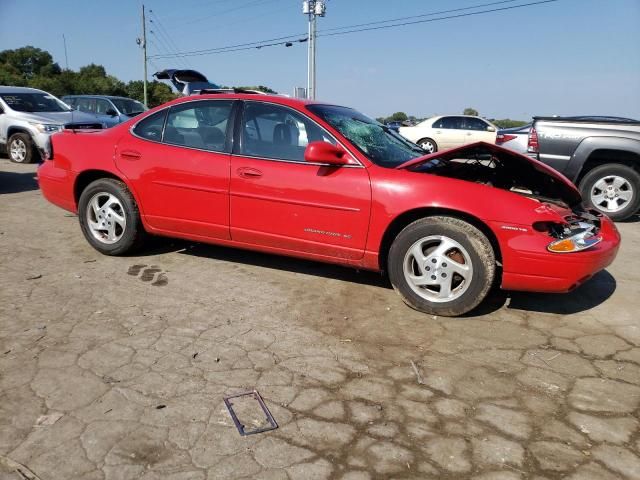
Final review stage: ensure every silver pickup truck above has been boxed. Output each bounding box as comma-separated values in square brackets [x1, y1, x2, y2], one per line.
[529, 116, 640, 221]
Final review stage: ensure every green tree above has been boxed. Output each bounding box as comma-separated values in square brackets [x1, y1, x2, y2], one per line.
[463, 107, 479, 116]
[491, 119, 529, 129]
[389, 111, 408, 122]
[126, 80, 178, 107]
[0, 46, 61, 80]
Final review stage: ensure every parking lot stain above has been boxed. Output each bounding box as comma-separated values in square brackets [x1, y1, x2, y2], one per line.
[127, 264, 168, 286]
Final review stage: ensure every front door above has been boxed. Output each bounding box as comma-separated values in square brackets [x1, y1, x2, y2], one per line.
[229, 101, 371, 260]
[462, 117, 497, 144]
[115, 99, 235, 239]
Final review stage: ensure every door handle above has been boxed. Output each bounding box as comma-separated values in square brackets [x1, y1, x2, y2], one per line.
[466, 132, 473, 136]
[120, 150, 142, 160]
[237, 167, 263, 178]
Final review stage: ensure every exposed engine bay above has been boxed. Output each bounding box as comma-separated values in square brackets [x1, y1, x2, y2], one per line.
[408, 149, 576, 208]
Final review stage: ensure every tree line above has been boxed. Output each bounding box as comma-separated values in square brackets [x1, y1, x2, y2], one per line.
[0, 46, 277, 107]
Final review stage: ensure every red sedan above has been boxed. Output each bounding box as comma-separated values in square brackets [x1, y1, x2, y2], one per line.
[38, 93, 620, 316]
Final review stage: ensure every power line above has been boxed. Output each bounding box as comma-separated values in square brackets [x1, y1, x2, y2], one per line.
[149, 11, 192, 68]
[149, 0, 560, 59]
[319, 0, 560, 38]
[320, 0, 525, 33]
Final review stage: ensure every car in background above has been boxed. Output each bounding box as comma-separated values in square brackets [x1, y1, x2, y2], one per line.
[0, 86, 103, 163]
[38, 92, 619, 317]
[399, 115, 497, 153]
[385, 120, 404, 131]
[495, 123, 531, 154]
[63, 95, 147, 128]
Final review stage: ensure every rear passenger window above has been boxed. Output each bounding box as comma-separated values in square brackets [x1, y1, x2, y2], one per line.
[164, 100, 233, 152]
[133, 110, 166, 141]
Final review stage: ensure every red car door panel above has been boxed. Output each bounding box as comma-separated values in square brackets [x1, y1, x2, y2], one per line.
[115, 100, 233, 239]
[230, 158, 370, 258]
[230, 101, 371, 259]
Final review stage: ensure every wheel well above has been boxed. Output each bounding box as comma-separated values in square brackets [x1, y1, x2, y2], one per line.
[578, 149, 640, 184]
[7, 127, 33, 141]
[74, 170, 123, 205]
[378, 207, 502, 272]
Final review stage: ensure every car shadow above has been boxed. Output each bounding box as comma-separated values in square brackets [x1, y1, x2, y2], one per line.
[140, 236, 616, 316]
[0, 170, 39, 194]
[469, 269, 617, 316]
[139, 237, 391, 289]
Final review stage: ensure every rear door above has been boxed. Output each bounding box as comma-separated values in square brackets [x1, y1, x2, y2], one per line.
[432, 116, 465, 150]
[229, 101, 371, 260]
[115, 100, 235, 239]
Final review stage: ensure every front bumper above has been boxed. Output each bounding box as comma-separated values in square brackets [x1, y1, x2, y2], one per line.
[498, 216, 621, 293]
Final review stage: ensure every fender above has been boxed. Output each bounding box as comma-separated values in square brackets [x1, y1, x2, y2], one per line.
[564, 136, 640, 182]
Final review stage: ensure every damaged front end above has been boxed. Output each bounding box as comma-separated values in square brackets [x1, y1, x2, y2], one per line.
[397, 142, 582, 209]
[397, 142, 606, 253]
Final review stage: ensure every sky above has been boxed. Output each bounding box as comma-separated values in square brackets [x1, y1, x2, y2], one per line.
[1, 0, 639, 120]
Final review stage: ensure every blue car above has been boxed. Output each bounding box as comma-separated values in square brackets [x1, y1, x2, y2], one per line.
[62, 95, 147, 128]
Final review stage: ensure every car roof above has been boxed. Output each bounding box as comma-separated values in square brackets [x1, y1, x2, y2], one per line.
[161, 93, 334, 110]
[0, 86, 48, 94]
[62, 94, 137, 100]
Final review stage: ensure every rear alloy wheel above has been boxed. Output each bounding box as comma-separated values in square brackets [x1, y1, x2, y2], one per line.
[418, 138, 437, 154]
[388, 216, 495, 316]
[8, 133, 37, 164]
[579, 163, 640, 221]
[78, 178, 146, 255]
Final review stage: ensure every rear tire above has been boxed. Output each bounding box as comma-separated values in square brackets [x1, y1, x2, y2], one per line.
[78, 178, 146, 255]
[417, 138, 437, 154]
[579, 163, 640, 221]
[8, 133, 38, 164]
[388, 216, 495, 316]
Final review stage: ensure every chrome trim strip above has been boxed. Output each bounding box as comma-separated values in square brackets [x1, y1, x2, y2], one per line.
[151, 180, 227, 194]
[231, 191, 361, 212]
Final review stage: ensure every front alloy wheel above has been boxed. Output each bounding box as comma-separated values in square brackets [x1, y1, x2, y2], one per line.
[8, 133, 36, 163]
[388, 216, 495, 316]
[418, 138, 437, 154]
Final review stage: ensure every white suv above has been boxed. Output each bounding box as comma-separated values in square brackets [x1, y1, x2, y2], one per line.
[0, 86, 103, 163]
[399, 115, 497, 153]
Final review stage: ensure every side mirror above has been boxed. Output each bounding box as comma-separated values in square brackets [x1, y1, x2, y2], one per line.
[304, 141, 349, 166]
[106, 108, 118, 116]
[487, 125, 496, 132]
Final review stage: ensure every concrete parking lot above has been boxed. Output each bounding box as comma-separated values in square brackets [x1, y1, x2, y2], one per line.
[1, 158, 639, 480]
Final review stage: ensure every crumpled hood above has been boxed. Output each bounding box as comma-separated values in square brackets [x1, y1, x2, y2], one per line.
[396, 141, 582, 207]
[17, 110, 103, 126]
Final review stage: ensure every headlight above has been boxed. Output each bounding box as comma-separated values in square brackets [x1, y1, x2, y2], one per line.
[30, 122, 63, 133]
[547, 231, 602, 253]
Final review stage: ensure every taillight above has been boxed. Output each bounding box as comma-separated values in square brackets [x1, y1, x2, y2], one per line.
[527, 127, 539, 153]
[496, 134, 517, 145]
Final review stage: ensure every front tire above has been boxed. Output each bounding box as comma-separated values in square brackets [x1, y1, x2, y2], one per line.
[579, 163, 640, 221]
[78, 178, 146, 255]
[8, 133, 37, 164]
[417, 138, 437, 154]
[388, 216, 495, 316]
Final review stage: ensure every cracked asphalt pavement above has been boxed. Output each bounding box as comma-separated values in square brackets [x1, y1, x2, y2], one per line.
[1, 159, 640, 479]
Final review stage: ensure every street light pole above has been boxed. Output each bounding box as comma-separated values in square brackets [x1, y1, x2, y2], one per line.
[302, 1, 326, 100]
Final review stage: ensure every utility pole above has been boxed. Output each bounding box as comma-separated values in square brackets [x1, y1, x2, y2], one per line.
[62, 34, 69, 70]
[302, 1, 326, 100]
[137, 4, 149, 107]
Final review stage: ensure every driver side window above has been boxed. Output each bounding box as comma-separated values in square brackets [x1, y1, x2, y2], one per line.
[240, 102, 335, 162]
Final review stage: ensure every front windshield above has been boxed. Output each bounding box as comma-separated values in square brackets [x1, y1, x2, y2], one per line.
[111, 98, 146, 115]
[307, 104, 424, 168]
[0, 93, 71, 113]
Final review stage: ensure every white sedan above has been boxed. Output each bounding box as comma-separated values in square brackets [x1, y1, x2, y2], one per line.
[399, 115, 498, 153]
